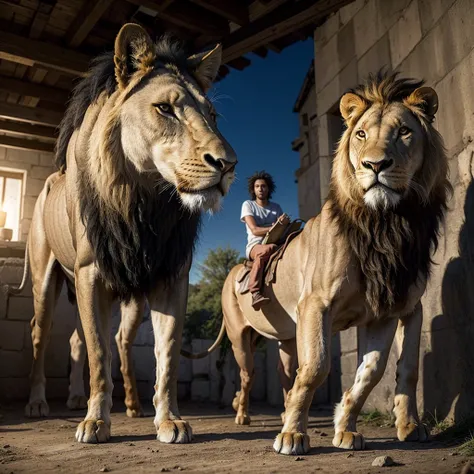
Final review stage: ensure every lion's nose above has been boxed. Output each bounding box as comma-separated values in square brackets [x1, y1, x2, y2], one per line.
[203, 154, 236, 173]
[362, 158, 393, 174]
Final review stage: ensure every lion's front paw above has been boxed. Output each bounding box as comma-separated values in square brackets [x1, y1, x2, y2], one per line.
[332, 431, 366, 450]
[397, 422, 429, 442]
[75, 419, 111, 443]
[25, 400, 49, 418]
[232, 391, 241, 412]
[157, 420, 192, 444]
[67, 395, 88, 410]
[235, 414, 251, 425]
[273, 432, 310, 455]
[126, 407, 144, 418]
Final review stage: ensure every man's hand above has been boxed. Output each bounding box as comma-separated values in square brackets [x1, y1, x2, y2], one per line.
[277, 214, 290, 226]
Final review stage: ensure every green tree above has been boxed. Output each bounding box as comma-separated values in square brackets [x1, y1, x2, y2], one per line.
[184, 246, 242, 340]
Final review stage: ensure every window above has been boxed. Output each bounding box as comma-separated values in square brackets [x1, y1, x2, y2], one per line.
[0, 170, 24, 241]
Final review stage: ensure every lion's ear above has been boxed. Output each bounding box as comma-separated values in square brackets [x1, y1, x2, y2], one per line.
[187, 44, 222, 92]
[406, 86, 439, 118]
[114, 23, 156, 90]
[340, 92, 367, 124]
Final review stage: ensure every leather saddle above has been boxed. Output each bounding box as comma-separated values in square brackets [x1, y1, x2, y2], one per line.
[236, 219, 304, 295]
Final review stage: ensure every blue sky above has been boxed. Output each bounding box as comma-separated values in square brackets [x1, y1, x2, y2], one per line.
[190, 38, 314, 283]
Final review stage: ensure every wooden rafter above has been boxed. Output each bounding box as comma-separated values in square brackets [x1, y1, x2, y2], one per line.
[66, 0, 116, 47]
[189, 0, 248, 25]
[0, 31, 90, 76]
[0, 135, 55, 153]
[0, 76, 69, 104]
[0, 120, 56, 141]
[223, 0, 352, 62]
[0, 102, 62, 127]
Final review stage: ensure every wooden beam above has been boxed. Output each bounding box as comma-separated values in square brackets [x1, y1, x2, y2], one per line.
[253, 46, 268, 58]
[0, 75, 70, 104]
[66, 0, 115, 47]
[226, 56, 251, 71]
[0, 120, 57, 141]
[223, 0, 353, 63]
[127, 0, 229, 35]
[0, 31, 90, 76]
[189, 0, 249, 25]
[30, 0, 57, 40]
[0, 135, 55, 153]
[0, 102, 62, 127]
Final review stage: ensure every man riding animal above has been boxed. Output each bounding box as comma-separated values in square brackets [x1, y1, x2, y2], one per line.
[241, 171, 290, 309]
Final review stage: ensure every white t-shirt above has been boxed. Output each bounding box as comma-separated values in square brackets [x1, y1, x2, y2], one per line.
[240, 200, 283, 258]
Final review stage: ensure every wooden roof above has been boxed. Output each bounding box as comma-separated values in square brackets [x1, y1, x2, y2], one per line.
[0, 0, 352, 154]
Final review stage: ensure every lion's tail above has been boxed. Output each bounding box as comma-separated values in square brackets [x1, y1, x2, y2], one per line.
[3, 242, 29, 296]
[180, 319, 226, 359]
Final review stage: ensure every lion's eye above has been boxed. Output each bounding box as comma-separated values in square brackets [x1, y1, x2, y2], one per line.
[155, 103, 174, 116]
[399, 126, 411, 137]
[355, 130, 366, 139]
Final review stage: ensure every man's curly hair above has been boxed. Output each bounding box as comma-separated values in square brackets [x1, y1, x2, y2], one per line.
[247, 171, 276, 200]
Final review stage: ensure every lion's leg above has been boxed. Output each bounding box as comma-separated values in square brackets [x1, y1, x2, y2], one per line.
[229, 327, 256, 426]
[332, 318, 398, 450]
[278, 338, 297, 424]
[393, 303, 429, 442]
[149, 275, 192, 444]
[116, 296, 145, 418]
[67, 311, 88, 410]
[274, 295, 331, 455]
[74, 267, 113, 444]
[25, 256, 64, 418]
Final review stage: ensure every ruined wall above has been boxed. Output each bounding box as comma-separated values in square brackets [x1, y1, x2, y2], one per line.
[301, 0, 474, 420]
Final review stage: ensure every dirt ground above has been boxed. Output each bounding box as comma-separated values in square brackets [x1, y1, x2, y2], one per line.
[0, 401, 471, 474]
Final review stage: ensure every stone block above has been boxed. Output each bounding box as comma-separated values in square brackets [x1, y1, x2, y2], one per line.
[0, 319, 25, 350]
[0, 376, 29, 401]
[6, 148, 39, 166]
[315, 34, 338, 93]
[418, 0, 456, 35]
[0, 289, 6, 320]
[192, 339, 211, 376]
[389, 0, 422, 69]
[266, 340, 283, 406]
[340, 351, 358, 376]
[221, 351, 237, 406]
[340, 326, 358, 353]
[20, 218, 31, 236]
[317, 115, 330, 157]
[132, 345, 155, 381]
[0, 259, 25, 285]
[44, 338, 71, 378]
[319, 156, 334, 205]
[45, 377, 70, 400]
[0, 349, 30, 377]
[7, 295, 34, 321]
[179, 347, 193, 383]
[314, 11, 340, 51]
[40, 153, 54, 167]
[250, 350, 266, 401]
[25, 177, 45, 197]
[191, 378, 210, 401]
[337, 19, 356, 73]
[435, 48, 474, 154]
[209, 344, 221, 402]
[340, 0, 366, 26]
[178, 381, 190, 400]
[22, 196, 38, 220]
[358, 33, 392, 81]
[133, 319, 153, 346]
[30, 165, 55, 180]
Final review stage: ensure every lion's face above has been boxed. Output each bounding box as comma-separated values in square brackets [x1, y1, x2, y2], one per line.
[120, 70, 236, 213]
[347, 102, 425, 209]
[337, 82, 440, 211]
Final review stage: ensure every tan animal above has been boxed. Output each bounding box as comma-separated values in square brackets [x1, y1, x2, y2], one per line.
[218, 72, 450, 455]
[18, 23, 236, 444]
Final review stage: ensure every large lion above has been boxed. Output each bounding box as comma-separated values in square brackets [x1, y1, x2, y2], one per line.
[17, 23, 236, 444]
[219, 72, 450, 455]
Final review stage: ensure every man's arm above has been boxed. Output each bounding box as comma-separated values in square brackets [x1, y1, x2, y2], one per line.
[243, 215, 273, 237]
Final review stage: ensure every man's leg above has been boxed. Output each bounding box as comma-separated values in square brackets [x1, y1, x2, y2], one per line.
[248, 244, 276, 310]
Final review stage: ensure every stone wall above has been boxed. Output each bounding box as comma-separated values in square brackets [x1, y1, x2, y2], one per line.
[297, 0, 474, 420]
